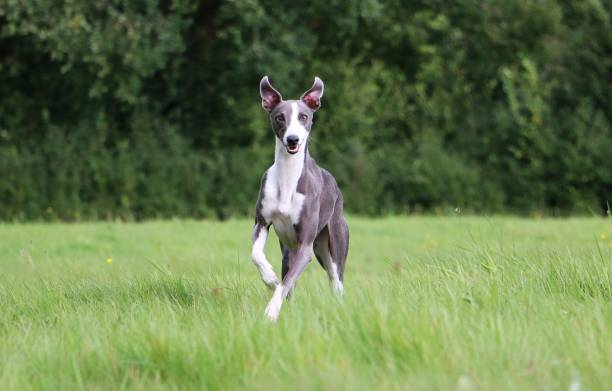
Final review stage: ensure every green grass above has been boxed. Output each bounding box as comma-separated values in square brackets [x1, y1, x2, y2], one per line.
[1, 216, 611, 390]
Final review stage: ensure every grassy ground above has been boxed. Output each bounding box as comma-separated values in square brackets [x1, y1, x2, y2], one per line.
[0, 216, 611, 390]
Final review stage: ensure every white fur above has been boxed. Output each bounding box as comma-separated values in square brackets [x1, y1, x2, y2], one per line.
[251, 227, 280, 289]
[284, 102, 308, 147]
[330, 262, 343, 296]
[265, 283, 284, 321]
[260, 136, 306, 247]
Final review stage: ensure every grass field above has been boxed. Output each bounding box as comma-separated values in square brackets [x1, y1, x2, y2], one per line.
[0, 216, 611, 390]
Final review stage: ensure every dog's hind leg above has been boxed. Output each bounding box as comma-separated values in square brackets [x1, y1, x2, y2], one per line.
[326, 199, 349, 291]
[314, 227, 343, 296]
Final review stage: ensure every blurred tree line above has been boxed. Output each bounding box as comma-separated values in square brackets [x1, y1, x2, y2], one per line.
[0, 0, 610, 220]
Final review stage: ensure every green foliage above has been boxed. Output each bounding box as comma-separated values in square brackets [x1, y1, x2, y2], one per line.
[0, 0, 611, 220]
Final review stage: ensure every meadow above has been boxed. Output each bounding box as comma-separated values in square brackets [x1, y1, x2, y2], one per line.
[0, 216, 610, 390]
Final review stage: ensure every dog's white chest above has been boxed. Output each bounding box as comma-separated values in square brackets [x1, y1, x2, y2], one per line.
[261, 164, 306, 247]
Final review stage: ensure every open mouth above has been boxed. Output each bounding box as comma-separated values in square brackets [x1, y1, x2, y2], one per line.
[286, 143, 300, 154]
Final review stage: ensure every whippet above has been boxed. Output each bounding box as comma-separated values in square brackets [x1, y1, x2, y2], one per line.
[251, 76, 349, 322]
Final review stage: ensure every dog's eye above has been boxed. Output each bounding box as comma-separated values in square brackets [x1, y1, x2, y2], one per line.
[298, 113, 308, 121]
[274, 114, 285, 123]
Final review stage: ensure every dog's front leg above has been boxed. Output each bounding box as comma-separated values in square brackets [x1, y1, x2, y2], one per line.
[264, 244, 313, 322]
[251, 223, 280, 290]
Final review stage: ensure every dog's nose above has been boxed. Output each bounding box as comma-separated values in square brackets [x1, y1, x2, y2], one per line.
[286, 135, 299, 145]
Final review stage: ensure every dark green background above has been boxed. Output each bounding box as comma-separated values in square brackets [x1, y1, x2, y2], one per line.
[1, 0, 610, 220]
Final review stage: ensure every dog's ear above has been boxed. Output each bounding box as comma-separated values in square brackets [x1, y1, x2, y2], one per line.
[300, 77, 324, 111]
[260, 76, 282, 112]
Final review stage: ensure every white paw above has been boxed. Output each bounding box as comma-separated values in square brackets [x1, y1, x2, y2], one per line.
[264, 302, 281, 322]
[332, 281, 344, 297]
[264, 285, 283, 322]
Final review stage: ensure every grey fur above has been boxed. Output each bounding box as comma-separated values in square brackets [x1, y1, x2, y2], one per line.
[252, 76, 349, 321]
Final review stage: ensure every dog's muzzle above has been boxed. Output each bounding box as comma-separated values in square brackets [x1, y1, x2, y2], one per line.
[285, 135, 300, 154]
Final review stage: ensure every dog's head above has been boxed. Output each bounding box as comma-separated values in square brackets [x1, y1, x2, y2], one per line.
[259, 76, 324, 155]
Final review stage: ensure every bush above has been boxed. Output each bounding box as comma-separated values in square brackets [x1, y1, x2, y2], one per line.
[0, 0, 610, 220]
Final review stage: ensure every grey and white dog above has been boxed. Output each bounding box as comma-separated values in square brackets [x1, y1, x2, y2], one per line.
[251, 76, 349, 322]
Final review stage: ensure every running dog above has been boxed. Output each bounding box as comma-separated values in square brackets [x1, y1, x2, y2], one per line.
[251, 76, 349, 321]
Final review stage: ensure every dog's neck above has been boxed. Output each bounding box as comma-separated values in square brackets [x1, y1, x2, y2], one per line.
[273, 138, 307, 207]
